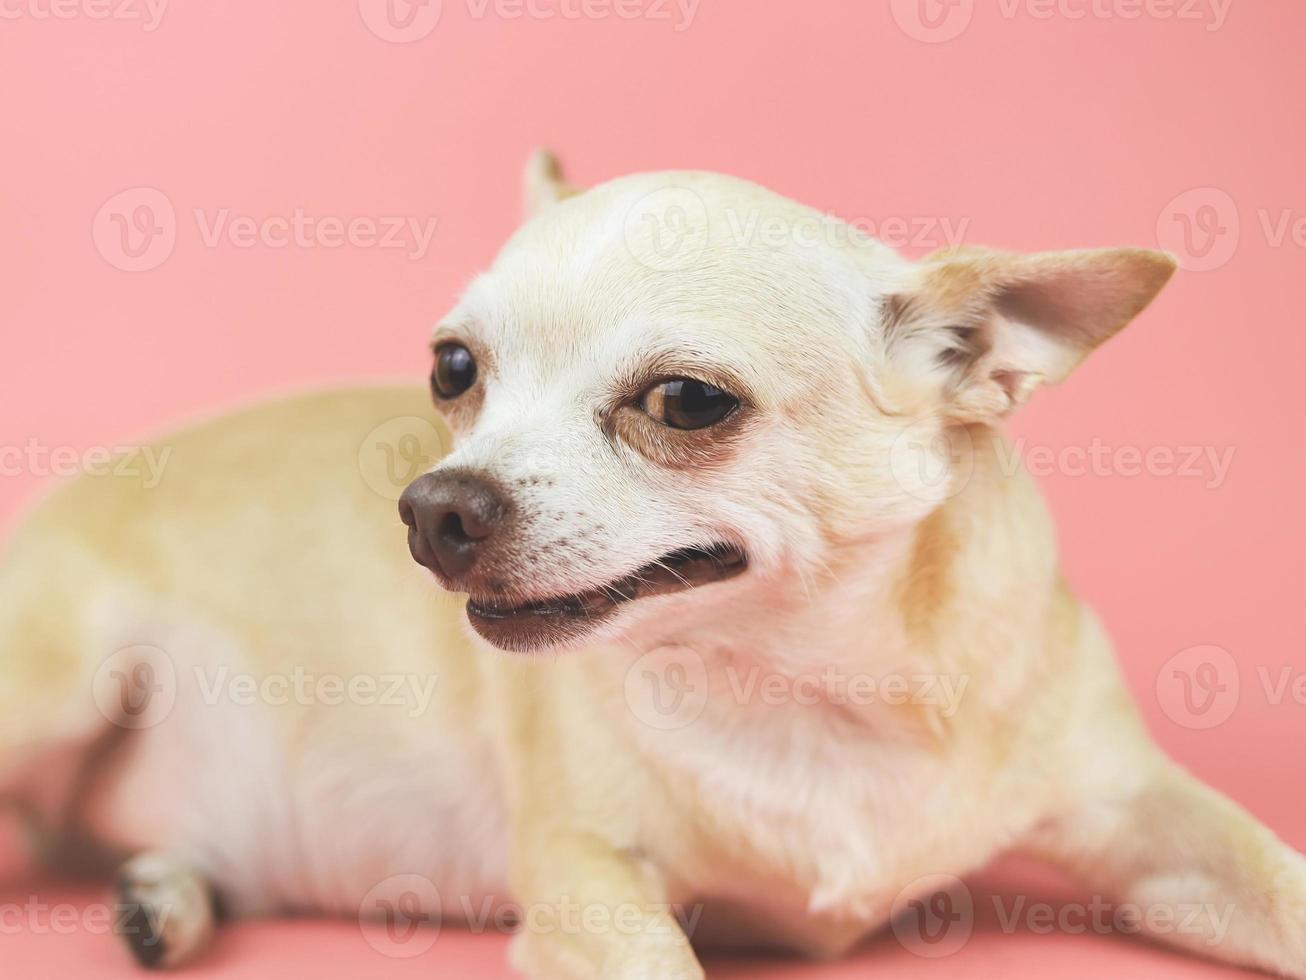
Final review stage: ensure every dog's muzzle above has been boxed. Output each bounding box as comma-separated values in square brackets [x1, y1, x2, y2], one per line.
[398, 469, 510, 584]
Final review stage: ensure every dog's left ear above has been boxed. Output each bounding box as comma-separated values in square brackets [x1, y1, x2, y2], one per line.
[522, 148, 580, 219]
[881, 246, 1177, 422]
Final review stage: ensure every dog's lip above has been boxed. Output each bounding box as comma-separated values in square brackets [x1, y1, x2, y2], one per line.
[464, 542, 748, 637]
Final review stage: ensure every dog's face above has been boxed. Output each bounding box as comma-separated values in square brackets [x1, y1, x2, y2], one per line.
[399, 154, 1175, 653]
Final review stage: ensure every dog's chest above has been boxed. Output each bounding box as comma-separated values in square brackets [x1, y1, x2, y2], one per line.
[643, 705, 977, 930]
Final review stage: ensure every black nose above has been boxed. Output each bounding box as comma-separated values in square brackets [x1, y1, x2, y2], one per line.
[399, 470, 508, 581]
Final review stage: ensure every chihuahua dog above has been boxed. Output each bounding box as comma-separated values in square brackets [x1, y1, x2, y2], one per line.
[1, 151, 1302, 979]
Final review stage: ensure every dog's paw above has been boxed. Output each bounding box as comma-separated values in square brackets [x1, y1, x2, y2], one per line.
[113, 852, 217, 970]
[1269, 851, 1306, 978]
[605, 962, 705, 980]
[509, 930, 705, 980]
[601, 936, 706, 980]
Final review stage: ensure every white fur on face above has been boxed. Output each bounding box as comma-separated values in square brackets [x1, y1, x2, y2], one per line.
[428, 172, 939, 648]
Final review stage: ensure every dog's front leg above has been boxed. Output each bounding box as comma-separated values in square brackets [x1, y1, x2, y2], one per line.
[507, 830, 703, 980]
[1029, 747, 1306, 978]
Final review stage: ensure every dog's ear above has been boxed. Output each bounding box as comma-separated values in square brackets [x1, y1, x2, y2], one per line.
[522, 148, 579, 219]
[881, 246, 1176, 422]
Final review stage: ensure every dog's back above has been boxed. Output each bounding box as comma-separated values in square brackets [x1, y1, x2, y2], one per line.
[0, 387, 511, 943]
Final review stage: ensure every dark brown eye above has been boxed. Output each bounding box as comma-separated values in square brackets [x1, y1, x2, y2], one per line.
[640, 378, 739, 430]
[432, 344, 477, 399]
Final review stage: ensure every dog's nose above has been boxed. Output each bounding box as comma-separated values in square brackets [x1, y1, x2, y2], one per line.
[399, 470, 508, 581]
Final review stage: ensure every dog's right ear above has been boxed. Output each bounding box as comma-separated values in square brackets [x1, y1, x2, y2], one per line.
[523, 148, 580, 219]
[879, 245, 1176, 423]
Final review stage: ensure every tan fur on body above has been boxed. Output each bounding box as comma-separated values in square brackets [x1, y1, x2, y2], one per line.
[1, 153, 1302, 978]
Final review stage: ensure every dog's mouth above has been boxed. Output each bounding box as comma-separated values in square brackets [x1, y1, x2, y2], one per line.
[465, 543, 747, 651]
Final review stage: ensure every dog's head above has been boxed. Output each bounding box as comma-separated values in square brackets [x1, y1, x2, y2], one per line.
[399, 151, 1175, 653]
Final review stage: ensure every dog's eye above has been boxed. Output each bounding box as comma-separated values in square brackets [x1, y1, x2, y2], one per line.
[432, 343, 477, 399]
[640, 378, 739, 430]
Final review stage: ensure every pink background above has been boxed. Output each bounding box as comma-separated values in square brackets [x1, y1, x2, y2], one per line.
[1, 1, 1303, 976]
